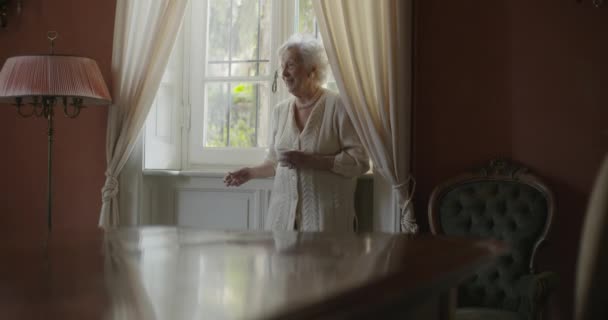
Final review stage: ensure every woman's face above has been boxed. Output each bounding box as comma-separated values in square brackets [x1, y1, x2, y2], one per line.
[280, 48, 314, 97]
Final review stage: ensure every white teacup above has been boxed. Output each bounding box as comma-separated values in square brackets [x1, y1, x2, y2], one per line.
[277, 148, 295, 167]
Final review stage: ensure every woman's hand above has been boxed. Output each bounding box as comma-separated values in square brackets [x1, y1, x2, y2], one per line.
[224, 168, 252, 187]
[278, 151, 334, 170]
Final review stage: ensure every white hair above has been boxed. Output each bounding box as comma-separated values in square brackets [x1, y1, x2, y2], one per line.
[278, 33, 329, 86]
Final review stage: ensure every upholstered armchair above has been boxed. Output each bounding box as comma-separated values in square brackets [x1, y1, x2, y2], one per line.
[428, 159, 558, 320]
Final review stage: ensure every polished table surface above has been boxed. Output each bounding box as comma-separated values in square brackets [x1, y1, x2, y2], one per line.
[0, 227, 505, 320]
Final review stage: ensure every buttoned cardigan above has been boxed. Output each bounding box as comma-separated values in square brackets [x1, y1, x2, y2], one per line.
[265, 89, 370, 232]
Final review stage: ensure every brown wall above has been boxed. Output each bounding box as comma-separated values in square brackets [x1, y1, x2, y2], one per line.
[0, 0, 115, 243]
[414, 0, 608, 319]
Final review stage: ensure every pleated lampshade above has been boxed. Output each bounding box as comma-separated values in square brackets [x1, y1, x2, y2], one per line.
[0, 55, 111, 105]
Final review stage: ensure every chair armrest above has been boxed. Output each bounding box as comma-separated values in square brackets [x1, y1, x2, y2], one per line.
[516, 272, 559, 320]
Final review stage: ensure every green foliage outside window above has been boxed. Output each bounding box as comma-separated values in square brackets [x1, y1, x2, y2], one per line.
[204, 0, 269, 149]
[205, 83, 257, 148]
[298, 0, 316, 35]
[203, 0, 326, 150]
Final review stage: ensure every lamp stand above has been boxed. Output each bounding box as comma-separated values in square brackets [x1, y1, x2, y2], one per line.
[14, 96, 83, 234]
[45, 99, 54, 232]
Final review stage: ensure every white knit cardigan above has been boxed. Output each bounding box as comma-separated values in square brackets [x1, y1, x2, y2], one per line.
[264, 89, 370, 232]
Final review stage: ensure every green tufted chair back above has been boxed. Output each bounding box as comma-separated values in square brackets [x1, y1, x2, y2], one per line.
[428, 159, 554, 317]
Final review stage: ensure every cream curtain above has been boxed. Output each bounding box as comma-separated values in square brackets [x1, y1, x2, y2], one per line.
[100, 0, 189, 228]
[312, 0, 418, 233]
[575, 154, 608, 320]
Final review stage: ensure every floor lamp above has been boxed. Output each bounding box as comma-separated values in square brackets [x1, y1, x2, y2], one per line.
[0, 34, 111, 234]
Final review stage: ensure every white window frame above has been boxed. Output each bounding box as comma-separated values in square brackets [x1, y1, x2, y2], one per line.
[145, 0, 316, 171]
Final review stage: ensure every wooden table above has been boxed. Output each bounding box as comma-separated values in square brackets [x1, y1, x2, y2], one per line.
[0, 227, 505, 320]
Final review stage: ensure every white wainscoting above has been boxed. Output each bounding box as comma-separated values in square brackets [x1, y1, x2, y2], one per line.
[141, 174, 274, 230]
[176, 188, 255, 229]
[138, 172, 382, 232]
[120, 138, 396, 232]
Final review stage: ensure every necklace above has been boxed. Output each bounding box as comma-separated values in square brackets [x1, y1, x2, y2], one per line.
[295, 88, 323, 109]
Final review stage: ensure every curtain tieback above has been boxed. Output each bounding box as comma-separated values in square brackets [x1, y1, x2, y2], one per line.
[394, 175, 419, 234]
[101, 171, 119, 203]
[393, 175, 416, 202]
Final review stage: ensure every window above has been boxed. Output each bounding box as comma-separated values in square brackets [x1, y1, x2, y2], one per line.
[144, 0, 328, 171]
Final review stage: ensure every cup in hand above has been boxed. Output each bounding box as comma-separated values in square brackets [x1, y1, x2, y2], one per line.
[277, 148, 295, 168]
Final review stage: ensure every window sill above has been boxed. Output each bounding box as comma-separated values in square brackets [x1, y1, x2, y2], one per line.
[143, 169, 374, 179]
[143, 169, 273, 179]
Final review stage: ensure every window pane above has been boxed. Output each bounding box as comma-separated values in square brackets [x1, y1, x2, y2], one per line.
[204, 82, 269, 148]
[207, 0, 271, 77]
[231, 0, 260, 61]
[228, 83, 267, 147]
[258, 62, 269, 77]
[207, 0, 230, 62]
[256, 82, 269, 147]
[230, 62, 268, 77]
[259, 0, 272, 67]
[207, 62, 229, 77]
[204, 83, 229, 147]
[229, 83, 256, 147]
[298, 0, 316, 36]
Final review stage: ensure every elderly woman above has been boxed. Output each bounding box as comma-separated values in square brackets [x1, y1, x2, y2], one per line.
[224, 34, 369, 232]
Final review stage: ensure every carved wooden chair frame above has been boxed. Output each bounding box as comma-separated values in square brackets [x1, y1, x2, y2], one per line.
[428, 158, 555, 273]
